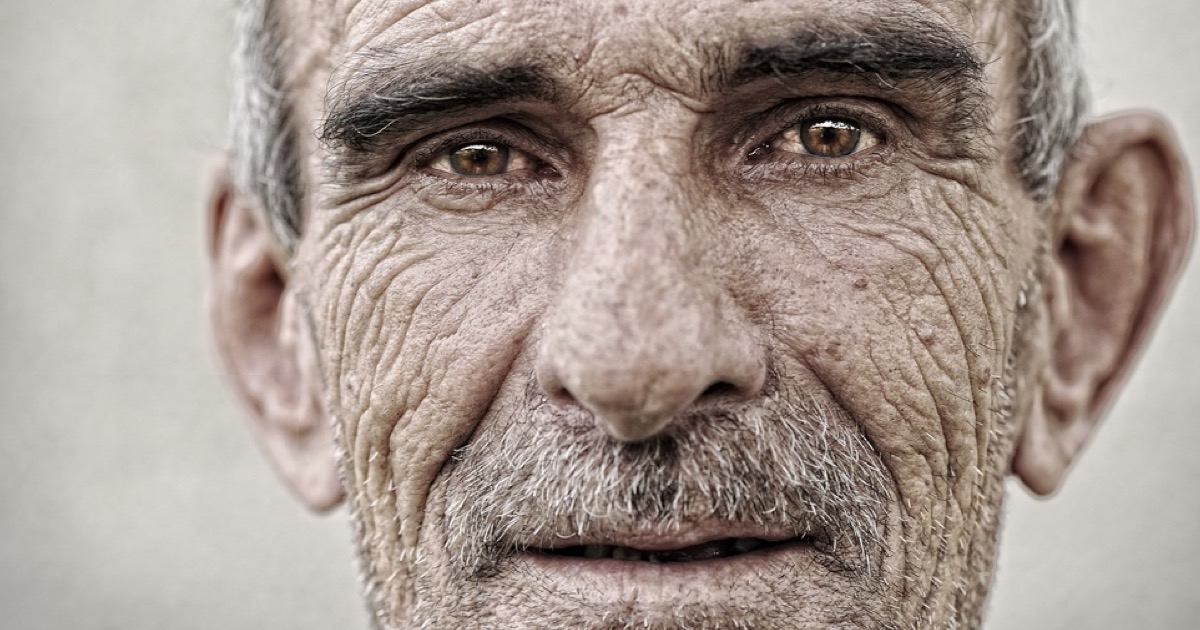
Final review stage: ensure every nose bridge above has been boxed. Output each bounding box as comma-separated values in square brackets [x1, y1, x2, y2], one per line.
[536, 114, 765, 441]
[579, 124, 697, 317]
[566, 113, 712, 367]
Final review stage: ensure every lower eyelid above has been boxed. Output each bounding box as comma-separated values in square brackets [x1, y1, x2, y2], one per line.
[419, 166, 542, 190]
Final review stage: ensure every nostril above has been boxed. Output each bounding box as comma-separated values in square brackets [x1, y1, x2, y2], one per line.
[535, 353, 578, 407]
[546, 384, 576, 406]
[700, 380, 742, 400]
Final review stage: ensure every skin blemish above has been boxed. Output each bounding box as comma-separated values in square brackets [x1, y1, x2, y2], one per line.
[917, 323, 936, 347]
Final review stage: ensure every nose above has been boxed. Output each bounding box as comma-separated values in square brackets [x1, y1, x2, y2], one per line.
[536, 136, 766, 442]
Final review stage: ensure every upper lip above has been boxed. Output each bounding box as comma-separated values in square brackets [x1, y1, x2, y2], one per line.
[523, 523, 811, 552]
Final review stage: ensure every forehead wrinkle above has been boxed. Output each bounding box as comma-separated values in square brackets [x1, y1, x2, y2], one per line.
[333, 0, 436, 50]
[329, 1, 580, 94]
[904, 0, 979, 27]
[292, 0, 999, 84]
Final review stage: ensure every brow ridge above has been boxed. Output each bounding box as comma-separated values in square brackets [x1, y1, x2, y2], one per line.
[321, 63, 555, 153]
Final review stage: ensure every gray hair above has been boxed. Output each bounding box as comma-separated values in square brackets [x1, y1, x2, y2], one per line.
[1014, 0, 1090, 199]
[229, 0, 302, 249]
[229, 0, 1089, 247]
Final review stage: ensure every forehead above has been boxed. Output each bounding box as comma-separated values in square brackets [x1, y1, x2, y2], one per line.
[294, 0, 1001, 86]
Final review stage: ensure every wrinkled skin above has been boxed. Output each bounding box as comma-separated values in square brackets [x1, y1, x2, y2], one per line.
[207, 0, 1194, 628]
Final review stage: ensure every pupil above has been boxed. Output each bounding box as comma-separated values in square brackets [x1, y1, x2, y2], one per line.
[450, 143, 510, 176]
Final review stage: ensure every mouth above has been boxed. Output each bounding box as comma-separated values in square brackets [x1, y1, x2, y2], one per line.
[535, 534, 815, 564]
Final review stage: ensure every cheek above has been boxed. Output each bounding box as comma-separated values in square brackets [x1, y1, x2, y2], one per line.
[745, 177, 1022, 573]
[298, 194, 550, 589]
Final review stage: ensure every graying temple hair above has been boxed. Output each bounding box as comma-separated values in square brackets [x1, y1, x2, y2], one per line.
[229, 0, 1088, 248]
[1014, 0, 1089, 197]
[229, 0, 302, 248]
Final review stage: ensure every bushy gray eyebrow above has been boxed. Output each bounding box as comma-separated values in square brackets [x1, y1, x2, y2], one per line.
[731, 20, 984, 85]
[728, 18, 990, 144]
[321, 17, 989, 160]
[321, 64, 555, 154]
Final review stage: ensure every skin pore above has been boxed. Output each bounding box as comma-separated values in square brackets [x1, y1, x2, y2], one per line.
[207, 0, 1194, 628]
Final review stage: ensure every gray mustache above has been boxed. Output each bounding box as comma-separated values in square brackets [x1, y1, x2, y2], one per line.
[441, 387, 894, 580]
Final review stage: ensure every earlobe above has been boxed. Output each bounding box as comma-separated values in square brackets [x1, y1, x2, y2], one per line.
[206, 158, 344, 511]
[1013, 113, 1194, 496]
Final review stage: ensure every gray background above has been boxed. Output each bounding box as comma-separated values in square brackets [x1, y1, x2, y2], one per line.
[0, 1, 1196, 628]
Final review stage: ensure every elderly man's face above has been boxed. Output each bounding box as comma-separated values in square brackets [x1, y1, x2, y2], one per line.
[208, 0, 1192, 627]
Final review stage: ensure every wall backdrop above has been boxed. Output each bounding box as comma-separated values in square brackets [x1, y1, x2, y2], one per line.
[1, 1, 1196, 628]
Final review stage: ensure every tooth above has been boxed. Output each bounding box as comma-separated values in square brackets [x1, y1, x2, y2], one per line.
[647, 553, 662, 563]
[583, 545, 606, 559]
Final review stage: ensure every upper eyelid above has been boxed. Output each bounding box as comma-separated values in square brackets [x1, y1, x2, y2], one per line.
[741, 101, 892, 160]
[776, 117, 882, 151]
[409, 129, 530, 168]
[405, 116, 575, 167]
[774, 103, 891, 141]
[726, 101, 892, 170]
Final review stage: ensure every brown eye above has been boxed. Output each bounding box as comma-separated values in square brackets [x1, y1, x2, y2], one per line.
[773, 117, 880, 158]
[799, 119, 859, 157]
[447, 143, 511, 176]
[427, 140, 540, 178]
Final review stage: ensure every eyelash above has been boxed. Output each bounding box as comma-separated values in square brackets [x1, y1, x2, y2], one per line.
[757, 160, 862, 182]
[754, 104, 889, 160]
[410, 128, 550, 181]
[410, 132, 494, 165]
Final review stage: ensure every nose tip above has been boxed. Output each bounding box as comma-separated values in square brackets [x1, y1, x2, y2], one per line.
[536, 343, 766, 442]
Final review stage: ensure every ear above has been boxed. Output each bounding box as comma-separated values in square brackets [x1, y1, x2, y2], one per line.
[1013, 113, 1194, 496]
[206, 158, 344, 511]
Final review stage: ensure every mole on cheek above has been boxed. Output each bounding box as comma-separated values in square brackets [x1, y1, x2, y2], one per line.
[853, 278, 869, 290]
[916, 323, 936, 347]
